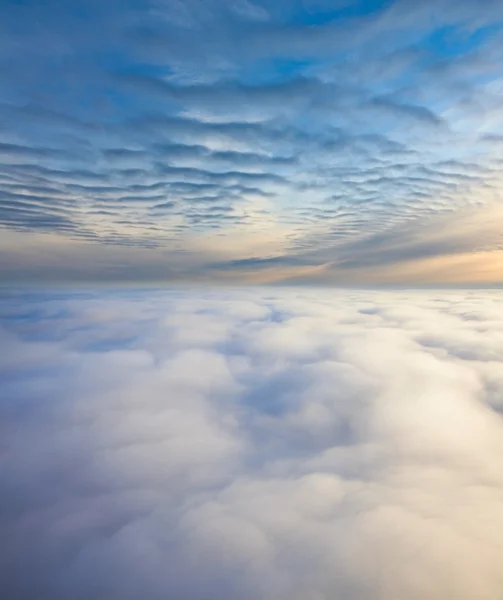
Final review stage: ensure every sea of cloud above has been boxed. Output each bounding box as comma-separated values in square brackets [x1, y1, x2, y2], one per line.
[1, 286, 503, 600]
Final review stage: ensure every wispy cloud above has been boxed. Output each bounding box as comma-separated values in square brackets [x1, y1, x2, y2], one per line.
[1, 0, 503, 283]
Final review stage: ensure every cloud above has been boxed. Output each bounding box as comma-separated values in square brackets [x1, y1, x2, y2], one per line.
[1, 287, 503, 599]
[2, 0, 503, 283]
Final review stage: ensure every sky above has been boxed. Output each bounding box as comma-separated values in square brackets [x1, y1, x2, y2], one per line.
[2, 0, 503, 285]
[2, 287, 503, 599]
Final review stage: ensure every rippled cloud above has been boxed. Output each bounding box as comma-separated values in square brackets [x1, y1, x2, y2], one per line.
[1, 0, 503, 283]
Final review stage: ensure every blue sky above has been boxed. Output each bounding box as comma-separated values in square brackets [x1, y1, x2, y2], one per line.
[2, 0, 503, 284]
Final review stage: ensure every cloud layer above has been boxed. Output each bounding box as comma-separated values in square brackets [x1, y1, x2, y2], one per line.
[2, 0, 503, 283]
[1, 287, 503, 599]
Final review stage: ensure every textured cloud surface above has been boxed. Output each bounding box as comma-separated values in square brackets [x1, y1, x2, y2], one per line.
[2, 0, 503, 283]
[1, 287, 503, 599]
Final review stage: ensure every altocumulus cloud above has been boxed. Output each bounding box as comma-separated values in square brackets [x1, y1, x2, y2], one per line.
[1, 287, 503, 599]
[3, 0, 503, 284]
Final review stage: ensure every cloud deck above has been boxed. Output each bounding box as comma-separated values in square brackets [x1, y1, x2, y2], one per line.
[1, 287, 502, 599]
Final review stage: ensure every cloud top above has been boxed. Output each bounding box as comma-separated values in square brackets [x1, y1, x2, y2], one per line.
[1, 287, 503, 598]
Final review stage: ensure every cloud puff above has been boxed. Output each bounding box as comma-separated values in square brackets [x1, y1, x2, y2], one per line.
[1, 287, 503, 599]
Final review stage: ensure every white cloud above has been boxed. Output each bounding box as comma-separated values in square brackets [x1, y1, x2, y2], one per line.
[1, 287, 503, 599]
